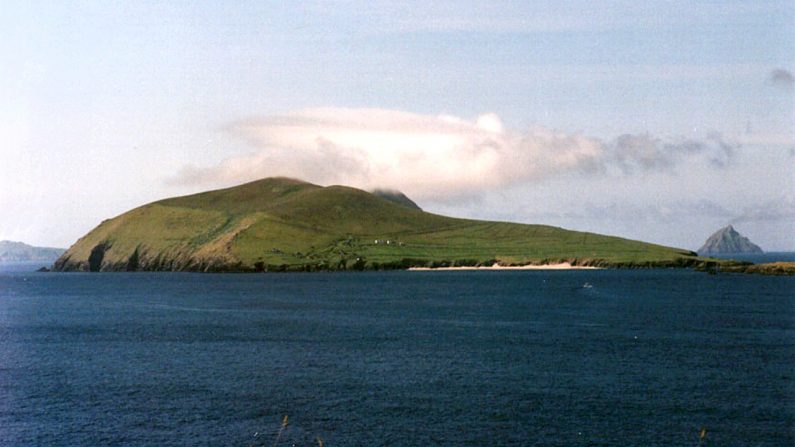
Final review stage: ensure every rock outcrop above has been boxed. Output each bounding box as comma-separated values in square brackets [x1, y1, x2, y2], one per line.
[698, 225, 763, 255]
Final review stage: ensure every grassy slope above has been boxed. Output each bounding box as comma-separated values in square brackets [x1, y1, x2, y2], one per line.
[722, 262, 795, 276]
[55, 177, 706, 272]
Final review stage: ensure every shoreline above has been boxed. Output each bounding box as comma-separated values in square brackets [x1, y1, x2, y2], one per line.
[408, 262, 602, 271]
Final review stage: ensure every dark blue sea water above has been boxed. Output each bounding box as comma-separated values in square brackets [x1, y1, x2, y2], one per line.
[0, 270, 792, 446]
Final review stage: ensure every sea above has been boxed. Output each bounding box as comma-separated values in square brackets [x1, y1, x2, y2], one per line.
[0, 262, 793, 446]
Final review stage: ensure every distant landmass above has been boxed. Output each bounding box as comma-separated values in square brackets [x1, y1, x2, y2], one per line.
[0, 240, 65, 263]
[54, 177, 713, 272]
[698, 225, 764, 255]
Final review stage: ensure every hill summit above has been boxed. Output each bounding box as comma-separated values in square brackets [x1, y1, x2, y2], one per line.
[698, 225, 763, 255]
[371, 189, 422, 210]
[55, 177, 704, 272]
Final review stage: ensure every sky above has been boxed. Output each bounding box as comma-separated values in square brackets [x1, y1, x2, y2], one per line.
[1, 0, 793, 251]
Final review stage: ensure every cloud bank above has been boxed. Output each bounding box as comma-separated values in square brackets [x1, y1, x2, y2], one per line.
[731, 197, 795, 225]
[174, 108, 738, 200]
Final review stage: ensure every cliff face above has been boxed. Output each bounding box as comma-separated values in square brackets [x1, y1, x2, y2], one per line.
[54, 177, 703, 272]
[698, 225, 763, 255]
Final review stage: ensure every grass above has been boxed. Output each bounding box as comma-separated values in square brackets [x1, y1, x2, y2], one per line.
[720, 261, 795, 276]
[55, 177, 708, 272]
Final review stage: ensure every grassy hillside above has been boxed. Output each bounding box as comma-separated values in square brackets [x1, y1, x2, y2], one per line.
[55, 177, 710, 272]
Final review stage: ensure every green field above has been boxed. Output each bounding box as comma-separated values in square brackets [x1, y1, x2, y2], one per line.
[55, 177, 713, 272]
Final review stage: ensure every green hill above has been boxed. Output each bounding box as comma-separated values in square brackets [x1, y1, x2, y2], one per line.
[54, 177, 711, 272]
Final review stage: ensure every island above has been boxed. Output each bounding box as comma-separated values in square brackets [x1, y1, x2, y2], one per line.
[698, 225, 763, 255]
[54, 177, 735, 273]
[54, 177, 725, 272]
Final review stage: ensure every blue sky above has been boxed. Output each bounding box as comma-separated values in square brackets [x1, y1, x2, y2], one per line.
[1, 1, 793, 250]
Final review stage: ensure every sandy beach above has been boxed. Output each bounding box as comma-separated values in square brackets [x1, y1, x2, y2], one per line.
[408, 262, 601, 271]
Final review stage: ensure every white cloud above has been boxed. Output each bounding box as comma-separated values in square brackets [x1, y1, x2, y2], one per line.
[173, 107, 739, 200]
